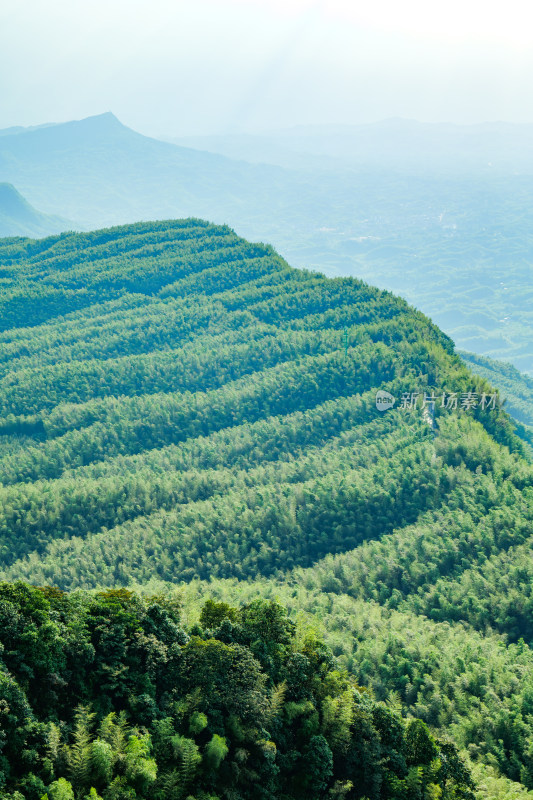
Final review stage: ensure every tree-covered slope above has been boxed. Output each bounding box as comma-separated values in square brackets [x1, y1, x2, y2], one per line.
[460, 350, 533, 452]
[172, 575, 533, 791]
[1, 219, 532, 798]
[0, 218, 521, 588]
[0, 584, 475, 800]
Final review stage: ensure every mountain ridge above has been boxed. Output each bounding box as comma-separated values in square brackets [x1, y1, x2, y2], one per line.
[1, 112, 531, 376]
[0, 182, 73, 237]
[0, 218, 532, 798]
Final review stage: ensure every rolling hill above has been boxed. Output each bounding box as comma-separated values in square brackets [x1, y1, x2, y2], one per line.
[1, 219, 533, 798]
[1, 114, 532, 374]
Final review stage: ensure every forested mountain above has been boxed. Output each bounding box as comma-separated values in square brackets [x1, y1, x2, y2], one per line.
[1, 114, 532, 373]
[0, 113, 287, 230]
[0, 184, 71, 238]
[0, 585, 475, 800]
[0, 219, 532, 799]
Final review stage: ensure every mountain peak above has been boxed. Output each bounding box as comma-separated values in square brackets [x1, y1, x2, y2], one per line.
[0, 113, 125, 140]
[78, 111, 124, 128]
[64, 112, 128, 137]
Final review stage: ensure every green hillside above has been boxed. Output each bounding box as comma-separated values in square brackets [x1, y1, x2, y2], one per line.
[460, 350, 533, 452]
[2, 114, 533, 374]
[0, 220, 532, 799]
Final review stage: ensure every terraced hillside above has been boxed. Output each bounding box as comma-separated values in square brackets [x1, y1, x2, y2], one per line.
[0, 218, 518, 583]
[1, 219, 533, 798]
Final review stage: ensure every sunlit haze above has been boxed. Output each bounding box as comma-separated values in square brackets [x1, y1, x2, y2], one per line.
[1, 0, 533, 135]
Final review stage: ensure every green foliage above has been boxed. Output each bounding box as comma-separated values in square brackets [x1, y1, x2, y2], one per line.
[199, 600, 236, 630]
[405, 720, 439, 766]
[203, 735, 228, 771]
[0, 219, 514, 590]
[0, 590, 473, 800]
[89, 739, 113, 787]
[44, 778, 75, 800]
[84, 790, 103, 800]
[65, 707, 94, 789]
[188, 712, 208, 737]
[0, 220, 531, 798]
[299, 735, 334, 796]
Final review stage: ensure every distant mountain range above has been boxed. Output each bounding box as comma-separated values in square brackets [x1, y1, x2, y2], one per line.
[0, 112, 289, 230]
[171, 118, 533, 174]
[0, 113, 531, 374]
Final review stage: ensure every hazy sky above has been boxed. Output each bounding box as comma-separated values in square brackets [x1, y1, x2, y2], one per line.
[1, 0, 533, 136]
